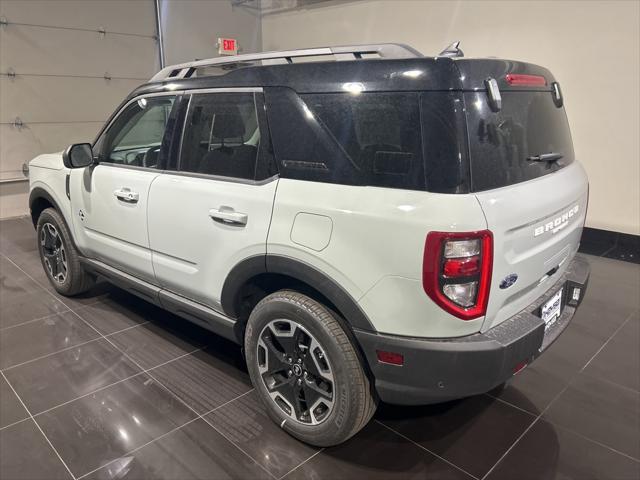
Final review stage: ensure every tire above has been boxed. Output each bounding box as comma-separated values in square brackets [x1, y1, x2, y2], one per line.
[36, 208, 95, 296]
[245, 290, 377, 447]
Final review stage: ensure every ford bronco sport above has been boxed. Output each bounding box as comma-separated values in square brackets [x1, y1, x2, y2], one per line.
[28, 43, 590, 446]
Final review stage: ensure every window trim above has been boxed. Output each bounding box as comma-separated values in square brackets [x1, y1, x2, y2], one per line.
[175, 87, 277, 185]
[93, 91, 183, 172]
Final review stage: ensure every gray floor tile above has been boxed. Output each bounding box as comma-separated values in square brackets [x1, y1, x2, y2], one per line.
[207, 390, 318, 478]
[4, 338, 142, 414]
[107, 320, 203, 370]
[284, 421, 474, 480]
[0, 419, 72, 480]
[151, 347, 252, 415]
[584, 315, 640, 391]
[83, 418, 272, 480]
[0, 217, 37, 257]
[0, 375, 28, 428]
[0, 311, 100, 369]
[36, 374, 197, 477]
[486, 419, 640, 480]
[0, 257, 68, 329]
[543, 373, 640, 460]
[73, 292, 158, 335]
[378, 395, 535, 478]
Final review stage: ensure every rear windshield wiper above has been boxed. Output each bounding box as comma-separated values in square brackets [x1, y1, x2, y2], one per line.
[527, 152, 563, 163]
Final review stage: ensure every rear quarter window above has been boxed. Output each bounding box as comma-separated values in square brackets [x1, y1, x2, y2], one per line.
[265, 87, 469, 193]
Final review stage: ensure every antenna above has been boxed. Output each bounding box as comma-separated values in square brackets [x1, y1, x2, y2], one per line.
[439, 41, 464, 58]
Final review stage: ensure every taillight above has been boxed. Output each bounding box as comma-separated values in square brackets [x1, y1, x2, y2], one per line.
[423, 231, 493, 320]
[505, 73, 546, 87]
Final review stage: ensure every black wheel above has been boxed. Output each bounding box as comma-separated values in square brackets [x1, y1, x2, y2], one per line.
[37, 208, 95, 296]
[245, 290, 377, 446]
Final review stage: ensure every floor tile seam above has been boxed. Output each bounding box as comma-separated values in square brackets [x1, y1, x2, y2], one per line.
[374, 420, 480, 479]
[0, 370, 78, 480]
[0, 308, 72, 332]
[66, 305, 281, 480]
[0, 320, 152, 372]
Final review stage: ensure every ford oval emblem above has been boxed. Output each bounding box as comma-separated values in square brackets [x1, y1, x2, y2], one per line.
[500, 273, 518, 289]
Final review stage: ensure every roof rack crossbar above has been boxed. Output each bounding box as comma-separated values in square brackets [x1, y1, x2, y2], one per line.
[149, 43, 423, 82]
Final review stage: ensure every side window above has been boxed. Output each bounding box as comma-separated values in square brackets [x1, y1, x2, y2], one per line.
[179, 93, 265, 180]
[99, 96, 176, 168]
[301, 92, 425, 190]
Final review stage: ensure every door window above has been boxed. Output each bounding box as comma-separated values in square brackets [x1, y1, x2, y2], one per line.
[98, 96, 176, 168]
[179, 93, 264, 180]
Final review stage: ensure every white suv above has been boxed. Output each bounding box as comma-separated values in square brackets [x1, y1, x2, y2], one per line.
[28, 44, 590, 446]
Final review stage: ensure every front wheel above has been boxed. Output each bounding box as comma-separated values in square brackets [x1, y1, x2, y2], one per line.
[244, 290, 377, 447]
[37, 208, 95, 296]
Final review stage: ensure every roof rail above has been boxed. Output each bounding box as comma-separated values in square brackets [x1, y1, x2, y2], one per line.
[149, 43, 423, 82]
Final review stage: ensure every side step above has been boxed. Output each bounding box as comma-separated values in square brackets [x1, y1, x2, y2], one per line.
[79, 257, 238, 343]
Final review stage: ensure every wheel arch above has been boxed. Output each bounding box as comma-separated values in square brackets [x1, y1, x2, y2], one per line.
[222, 255, 376, 336]
[29, 186, 63, 227]
[29, 186, 81, 250]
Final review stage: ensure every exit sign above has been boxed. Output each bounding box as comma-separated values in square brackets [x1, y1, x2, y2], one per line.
[218, 37, 238, 55]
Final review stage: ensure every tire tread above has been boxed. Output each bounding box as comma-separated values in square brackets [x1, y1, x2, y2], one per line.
[37, 208, 95, 296]
[248, 289, 377, 446]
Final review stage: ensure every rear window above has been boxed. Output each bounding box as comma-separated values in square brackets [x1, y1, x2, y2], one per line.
[265, 87, 469, 193]
[465, 91, 575, 191]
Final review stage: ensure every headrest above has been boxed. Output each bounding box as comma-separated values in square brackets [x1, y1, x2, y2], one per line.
[212, 107, 246, 139]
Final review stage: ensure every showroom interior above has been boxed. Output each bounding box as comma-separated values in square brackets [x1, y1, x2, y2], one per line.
[0, 0, 638, 479]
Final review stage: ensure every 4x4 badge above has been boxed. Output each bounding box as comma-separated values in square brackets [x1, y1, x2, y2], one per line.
[78, 210, 85, 221]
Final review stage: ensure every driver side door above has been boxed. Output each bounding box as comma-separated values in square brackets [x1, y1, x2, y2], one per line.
[69, 94, 178, 283]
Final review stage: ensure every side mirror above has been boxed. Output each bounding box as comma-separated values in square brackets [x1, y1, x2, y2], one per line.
[62, 143, 94, 169]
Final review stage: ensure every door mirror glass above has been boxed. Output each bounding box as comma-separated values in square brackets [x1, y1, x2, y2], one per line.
[63, 143, 94, 168]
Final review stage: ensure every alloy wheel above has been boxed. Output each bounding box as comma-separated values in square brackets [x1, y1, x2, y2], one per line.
[257, 319, 335, 425]
[40, 222, 67, 283]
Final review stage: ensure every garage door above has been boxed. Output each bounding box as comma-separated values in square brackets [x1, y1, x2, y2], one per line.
[0, 0, 159, 218]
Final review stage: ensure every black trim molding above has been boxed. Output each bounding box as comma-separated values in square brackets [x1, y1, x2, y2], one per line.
[220, 254, 376, 332]
[580, 227, 639, 264]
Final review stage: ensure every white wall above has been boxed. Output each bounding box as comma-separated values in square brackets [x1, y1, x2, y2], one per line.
[263, 0, 640, 235]
[0, 0, 159, 218]
[159, 0, 261, 65]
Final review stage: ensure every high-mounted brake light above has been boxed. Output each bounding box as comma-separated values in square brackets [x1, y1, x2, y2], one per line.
[423, 231, 493, 320]
[505, 74, 547, 87]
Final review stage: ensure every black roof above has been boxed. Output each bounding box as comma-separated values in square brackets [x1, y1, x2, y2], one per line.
[129, 56, 556, 100]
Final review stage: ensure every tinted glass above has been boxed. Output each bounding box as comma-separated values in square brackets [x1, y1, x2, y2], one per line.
[266, 88, 469, 193]
[420, 92, 469, 193]
[100, 96, 175, 168]
[180, 93, 260, 180]
[302, 92, 425, 190]
[465, 91, 575, 191]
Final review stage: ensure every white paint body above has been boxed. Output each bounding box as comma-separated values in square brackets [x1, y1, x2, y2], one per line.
[29, 105, 588, 340]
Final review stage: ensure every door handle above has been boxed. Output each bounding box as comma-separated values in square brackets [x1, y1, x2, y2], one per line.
[209, 207, 248, 226]
[114, 188, 139, 203]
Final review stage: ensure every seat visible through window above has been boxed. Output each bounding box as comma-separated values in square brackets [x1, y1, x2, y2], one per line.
[180, 93, 260, 180]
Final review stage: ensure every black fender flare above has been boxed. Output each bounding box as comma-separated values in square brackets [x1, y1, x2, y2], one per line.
[221, 254, 376, 332]
[29, 186, 80, 250]
[29, 186, 62, 216]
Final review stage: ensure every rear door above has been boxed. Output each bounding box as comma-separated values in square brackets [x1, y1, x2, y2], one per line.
[147, 89, 278, 311]
[70, 94, 178, 283]
[465, 88, 588, 331]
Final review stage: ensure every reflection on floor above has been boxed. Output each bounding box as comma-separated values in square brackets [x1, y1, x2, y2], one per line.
[1, 216, 638, 480]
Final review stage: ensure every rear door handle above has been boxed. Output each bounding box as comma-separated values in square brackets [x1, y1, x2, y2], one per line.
[114, 188, 139, 203]
[209, 207, 248, 226]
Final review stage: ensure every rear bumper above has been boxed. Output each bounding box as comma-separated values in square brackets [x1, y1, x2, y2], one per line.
[354, 254, 590, 405]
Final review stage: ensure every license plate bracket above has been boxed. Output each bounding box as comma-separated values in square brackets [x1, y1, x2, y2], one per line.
[540, 287, 563, 329]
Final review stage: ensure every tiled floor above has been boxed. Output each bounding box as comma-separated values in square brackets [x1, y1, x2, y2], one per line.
[0, 215, 638, 480]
